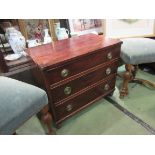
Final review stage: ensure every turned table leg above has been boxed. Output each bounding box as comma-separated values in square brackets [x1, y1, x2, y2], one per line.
[41, 105, 54, 135]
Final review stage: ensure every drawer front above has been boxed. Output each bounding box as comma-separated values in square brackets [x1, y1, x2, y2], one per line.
[50, 60, 119, 103]
[54, 75, 116, 122]
[44, 46, 120, 85]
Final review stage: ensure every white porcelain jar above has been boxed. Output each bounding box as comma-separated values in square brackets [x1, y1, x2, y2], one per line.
[56, 27, 69, 40]
[5, 27, 26, 54]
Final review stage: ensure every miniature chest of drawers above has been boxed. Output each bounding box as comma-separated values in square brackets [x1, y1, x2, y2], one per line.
[27, 34, 122, 128]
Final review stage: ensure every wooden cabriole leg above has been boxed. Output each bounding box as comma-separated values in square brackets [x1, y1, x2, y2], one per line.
[41, 105, 54, 135]
[132, 65, 138, 78]
[120, 64, 133, 98]
[120, 64, 155, 98]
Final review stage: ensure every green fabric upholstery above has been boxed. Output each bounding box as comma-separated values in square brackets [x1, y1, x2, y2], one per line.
[0, 76, 48, 135]
[121, 38, 155, 64]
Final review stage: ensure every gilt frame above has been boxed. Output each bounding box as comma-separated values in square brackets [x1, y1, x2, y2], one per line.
[18, 19, 57, 41]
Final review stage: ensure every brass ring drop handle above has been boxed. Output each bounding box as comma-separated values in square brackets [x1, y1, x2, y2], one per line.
[104, 84, 110, 91]
[66, 104, 73, 111]
[107, 52, 112, 60]
[106, 67, 111, 75]
[61, 69, 69, 78]
[64, 86, 72, 95]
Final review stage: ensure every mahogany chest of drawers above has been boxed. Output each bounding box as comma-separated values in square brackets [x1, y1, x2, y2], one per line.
[27, 34, 122, 128]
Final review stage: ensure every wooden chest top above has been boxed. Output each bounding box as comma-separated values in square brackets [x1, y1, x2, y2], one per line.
[27, 34, 122, 70]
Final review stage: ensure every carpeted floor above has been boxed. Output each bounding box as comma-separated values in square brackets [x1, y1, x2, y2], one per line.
[16, 65, 155, 135]
[114, 66, 155, 133]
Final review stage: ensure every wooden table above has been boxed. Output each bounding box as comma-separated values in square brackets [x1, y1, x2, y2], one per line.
[0, 55, 35, 76]
[0, 50, 36, 85]
[27, 34, 122, 128]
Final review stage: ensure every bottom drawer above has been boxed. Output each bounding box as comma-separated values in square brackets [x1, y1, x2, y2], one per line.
[54, 75, 116, 124]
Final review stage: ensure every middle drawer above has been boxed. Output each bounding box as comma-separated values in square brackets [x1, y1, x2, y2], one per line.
[50, 60, 119, 104]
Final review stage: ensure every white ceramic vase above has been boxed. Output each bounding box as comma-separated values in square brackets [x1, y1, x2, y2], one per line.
[5, 27, 26, 54]
[43, 29, 52, 44]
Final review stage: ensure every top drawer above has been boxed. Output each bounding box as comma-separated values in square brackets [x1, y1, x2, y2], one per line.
[44, 46, 120, 85]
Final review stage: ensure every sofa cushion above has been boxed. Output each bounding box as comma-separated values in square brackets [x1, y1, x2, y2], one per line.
[0, 76, 48, 135]
[121, 38, 155, 64]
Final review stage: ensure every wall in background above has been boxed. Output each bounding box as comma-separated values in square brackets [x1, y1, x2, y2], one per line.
[69, 19, 103, 36]
[2, 19, 154, 40]
[104, 19, 155, 38]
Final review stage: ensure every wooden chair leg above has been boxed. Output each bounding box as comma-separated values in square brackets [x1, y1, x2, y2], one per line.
[132, 65, 138, 78]
[120, 64, 132, 98]
[134, 77, 155, 88]
[131, 65, 155, 88]
[41, 105, 54, 135]
[119, 64, 155, 98]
